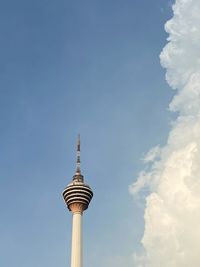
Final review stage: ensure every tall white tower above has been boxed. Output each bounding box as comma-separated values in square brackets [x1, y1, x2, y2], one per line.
[63, 135, 93, 267]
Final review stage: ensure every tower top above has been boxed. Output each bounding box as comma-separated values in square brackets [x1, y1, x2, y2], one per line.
[73, 134, 84, 182]
[63, 134, 93, 212]
[76, 134, 81, 175]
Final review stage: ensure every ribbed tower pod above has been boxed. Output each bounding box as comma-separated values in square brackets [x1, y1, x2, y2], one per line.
[62, 135, 93, 267]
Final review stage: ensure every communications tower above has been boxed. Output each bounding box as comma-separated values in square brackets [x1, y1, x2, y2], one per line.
[63, 135, 93, 267]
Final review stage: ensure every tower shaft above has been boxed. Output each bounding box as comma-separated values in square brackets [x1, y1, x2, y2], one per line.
[71, 211, 82, 267]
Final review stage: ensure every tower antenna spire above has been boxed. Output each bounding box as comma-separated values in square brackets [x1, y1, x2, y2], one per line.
[76, 134, 81, 174]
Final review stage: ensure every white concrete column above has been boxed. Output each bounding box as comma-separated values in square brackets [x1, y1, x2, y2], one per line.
[71, 211, 83, 267]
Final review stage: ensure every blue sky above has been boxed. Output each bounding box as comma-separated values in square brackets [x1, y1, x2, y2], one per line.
[0, 1, 173, 266]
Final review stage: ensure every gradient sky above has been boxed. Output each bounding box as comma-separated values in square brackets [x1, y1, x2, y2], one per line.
[0, 1, 174, 266]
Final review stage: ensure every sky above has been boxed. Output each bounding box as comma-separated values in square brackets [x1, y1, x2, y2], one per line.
[0, 1, 174, 267]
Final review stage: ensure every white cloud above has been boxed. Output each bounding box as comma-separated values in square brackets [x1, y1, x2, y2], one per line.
[143, 146, 161, 163]
[130, 0, 200, 266]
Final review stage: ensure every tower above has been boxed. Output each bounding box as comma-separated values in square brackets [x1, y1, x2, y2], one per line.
[62, 135, 93, 267]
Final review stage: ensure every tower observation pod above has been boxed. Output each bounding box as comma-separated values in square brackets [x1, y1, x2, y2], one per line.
[62, 135, 93, 267]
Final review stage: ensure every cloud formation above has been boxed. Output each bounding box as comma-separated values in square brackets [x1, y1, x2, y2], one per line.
[130, 0, 200, 266]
